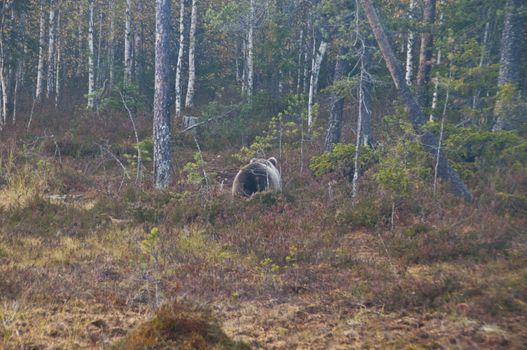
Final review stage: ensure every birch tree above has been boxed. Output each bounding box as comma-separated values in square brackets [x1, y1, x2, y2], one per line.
[245, 0, 254, 100]
[405, 0, 416, 86]
[175, 0, 186, 119]
[358, 0, 473, 201]
[108, 0, 115, 87]
[185, 0, 198, 108]
[416, 0, 436, 109]
[87, 0, 95, 110]
[124, 0, 133, 85]
[54, 10, 61, 108]
[307, 38, 327, 129]
[153, 0, 172, 188]
[46, 0, 57, 99]
[35, 0, 46, 102]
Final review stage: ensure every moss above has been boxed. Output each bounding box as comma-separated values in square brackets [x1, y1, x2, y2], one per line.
[113, 302, 249, 350]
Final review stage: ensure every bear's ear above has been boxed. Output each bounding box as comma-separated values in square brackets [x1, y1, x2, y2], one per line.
[267, 157, 278, 167]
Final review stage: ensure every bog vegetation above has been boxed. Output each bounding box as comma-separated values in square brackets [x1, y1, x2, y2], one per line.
[0, 0, 526, 348]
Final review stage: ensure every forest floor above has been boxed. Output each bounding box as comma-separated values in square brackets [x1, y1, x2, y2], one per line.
[0, 120, 526, 349]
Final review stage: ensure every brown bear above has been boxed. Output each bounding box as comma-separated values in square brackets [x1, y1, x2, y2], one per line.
[232, 157, 282, 197]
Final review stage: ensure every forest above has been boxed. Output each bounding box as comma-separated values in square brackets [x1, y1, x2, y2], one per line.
[0, 0, 526, 348]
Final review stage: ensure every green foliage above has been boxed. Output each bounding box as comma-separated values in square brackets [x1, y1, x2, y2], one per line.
[234, 93, 307, 162]
[98, 82, 144, 112]
[123, 137, 153, 174]
[335, 199, 390, 229]
[182, 152, 216, 186]
[140, 227, 160, 265]
[309, 143, 375, 178]
[374, 140, 430, 198]
[446, 129, 526, 175]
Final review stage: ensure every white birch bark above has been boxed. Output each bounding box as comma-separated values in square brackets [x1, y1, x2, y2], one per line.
[245, 0, 254, 100]
[35, 0, 46, 101]
[124, 0, 133, 85]
[430, 0, 445, 121]
[108, 0, 115, 87]
[55, 10, 61, 108]
[96, 6, 103, 88]
[241, 39, 246, 94]
[175, 0, 186, 118]
[0, 45, 6, 127]
[46, 0, 57, 99]
[87, 0, 95, 110]
[352, 56, 366, 199]
[405, 0, 416, 86]
[185, 0, 198, 108]
[307, 39, 327, 129]
[0, 5, 7, 126]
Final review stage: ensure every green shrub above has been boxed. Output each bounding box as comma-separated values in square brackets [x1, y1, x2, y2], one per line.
[310, 143, 375, 178]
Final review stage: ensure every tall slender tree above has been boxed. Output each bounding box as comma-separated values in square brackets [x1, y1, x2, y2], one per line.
[153, 0, 172, 188]
[46, 0, 57, 99]
[35, 0, 46, 101]
[416, 0, 436, 109]
[493, 0, 525, 131]
[124, 0, 133, 85]
[87, 0, 95, 110]
[324, 46, 349, 152]
[358, 0, 472, 201]
[405, 0, 416, 86]
[175, 0, 186, 119]
[185, 0, 198, 108]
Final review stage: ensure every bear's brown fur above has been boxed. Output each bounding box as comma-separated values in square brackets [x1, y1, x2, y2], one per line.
[232, 157, 282, 197]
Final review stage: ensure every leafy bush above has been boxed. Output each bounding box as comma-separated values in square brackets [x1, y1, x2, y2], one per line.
[446, 129, 526, 173]
[309, 143, 375, 178]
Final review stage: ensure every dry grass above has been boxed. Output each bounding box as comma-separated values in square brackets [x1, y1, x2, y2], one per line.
[0, 129, 526, 349]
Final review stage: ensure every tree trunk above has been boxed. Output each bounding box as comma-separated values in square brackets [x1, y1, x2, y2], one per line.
[405, 0, 416, 86]
[124, 0, 133, 85]
[134, 0, 144, 85]
[46, 0, 57, 99]
[96, 6, 103, 88]
[352, 48, 367, 199]
[0, 3, 8, 126]
[358, 0, 472, 201]
[296, 29, 304, 93]
[108, 0, 115, 88]
[87, 0, 95, 110]
[153, 0, 172, 189]
[471, 20, 490, 110]
[324, 46, 349, 152]
[76, 7, 84, 78]
[175, 0, 186, 118]
[416, 0, 436, 109]
[245, 0, 254, 100]
[307, 39, 327, 129]
[430, 0, 445, 121]
[55, 10, 61, 109]
[360, 48, 373, 147]
[492, 0, 524, 131]
[35, 0, 46, 102]
[185, 0, 197, 108]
